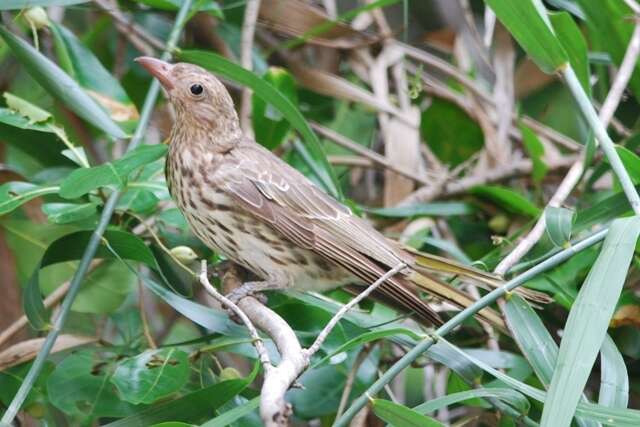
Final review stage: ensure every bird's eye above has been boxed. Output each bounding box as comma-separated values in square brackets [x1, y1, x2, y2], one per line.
[190, 84, 204, 96]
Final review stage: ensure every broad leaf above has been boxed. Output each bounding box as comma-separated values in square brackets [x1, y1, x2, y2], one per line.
[111, 348, 190, 405]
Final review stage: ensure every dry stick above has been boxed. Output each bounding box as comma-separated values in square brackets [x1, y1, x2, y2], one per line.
[93, 0, 164, 55]
[199, 261, 272, 370]
[239, 0, 261, 133]
[335, 344, 374, 419]
[398, 155, 576, 207]
[403, 55, 580, 152]
[493, 22, 640, 275]
[0, 282, 69, 349]
[311, 122, 434, 185]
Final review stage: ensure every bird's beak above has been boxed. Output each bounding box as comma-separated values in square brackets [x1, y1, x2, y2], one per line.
[135, 56, 175, 90]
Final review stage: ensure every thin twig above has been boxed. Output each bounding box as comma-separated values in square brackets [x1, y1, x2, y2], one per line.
[397, 155, 576, 207]
[93, 0, 164, 55]
[239, 0, 261, 132]
[311, 122, 434, 185]
[335, 344, 374, 420]
[199, 261, 271, 370]
[304, 262, 406, 359]
[138, 281, 157, 349]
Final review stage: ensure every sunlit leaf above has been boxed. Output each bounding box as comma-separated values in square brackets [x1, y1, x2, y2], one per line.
[0, 25, 126, 138]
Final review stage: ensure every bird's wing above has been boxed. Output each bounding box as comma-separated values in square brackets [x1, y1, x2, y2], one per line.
[219, 143, 411, 268]
[215, 143, 506, 329]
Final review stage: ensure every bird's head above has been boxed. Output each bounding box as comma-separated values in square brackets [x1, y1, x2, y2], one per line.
[135, 57, 241, 146]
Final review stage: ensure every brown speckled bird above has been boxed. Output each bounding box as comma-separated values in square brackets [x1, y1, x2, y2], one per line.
[136, 57, 518, 329]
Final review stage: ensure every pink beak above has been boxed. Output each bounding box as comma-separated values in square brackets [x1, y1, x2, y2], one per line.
[135, 56, 175, 90]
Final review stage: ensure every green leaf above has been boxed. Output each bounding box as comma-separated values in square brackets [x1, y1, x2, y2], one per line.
[313, 328, 423, 367]
[20, 229, 163, 329]
[549, 11, 591, 96]
[104, 363, 259, 427]
[0, 0, 88, 9]
[599, 335, 629, 408]
[200, 397, 260, 427]
[485, 0, 569, 73]
[49, 23, 139, 123]
[575, 0, 640, 102]
[520, 124, 548, 183]
[177, 49, 341, 199]
[0, 182, 60, 216]
[372, 399, 444, 427]
[59, 144, 167, 198]
[111, 348, 190, 405]
[503, 294, 598, 427]
[0, 25, 126, 138]
[541, 216, 640, 427]
[3, 92, 51, 123]
[420, 98, 484, 167]
[0, 107, 52, 132]
[71, 261, 135, 314]
[365, 202, 474, 218]
[471, 185, 540, 217]
[616, 146, 640, 184]
[545, 206, 575, 247]
[413, 388, 530, 417]
[47, 350, 138, 419]
[42, 202, 97, 224]
[252, 67, 297, 149]
[437, 338, 640, 426]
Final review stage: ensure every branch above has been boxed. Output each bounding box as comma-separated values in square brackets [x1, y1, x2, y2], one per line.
[199, 262, 272, 370]
[305, 262, 406, 358]
[397, 155, 576, 207]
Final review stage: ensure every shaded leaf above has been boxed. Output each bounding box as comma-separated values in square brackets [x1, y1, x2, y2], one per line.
[0, 182, 59, 216]
[471, 185, 540, 217]
[42, 202, 97, 224]
[252, 67, 297, 149]
[545, 206, 575, 247]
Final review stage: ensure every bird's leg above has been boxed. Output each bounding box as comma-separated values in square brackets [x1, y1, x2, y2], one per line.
[226, 279, 286, 305]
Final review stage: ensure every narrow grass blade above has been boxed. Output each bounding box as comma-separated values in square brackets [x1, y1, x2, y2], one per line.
[438, 338, 640, 426]
[200, 397, 260, 427]
[541, 216, 640, 427]
[413, 388, 530, 416]
[504, 294, 599, 427]
[0, 26, 126, 139]
[599, 335, 629, 408]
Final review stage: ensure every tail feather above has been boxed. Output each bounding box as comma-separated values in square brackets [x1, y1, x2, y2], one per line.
[408, 248, 552, 305]
[407, 270, 507, 331]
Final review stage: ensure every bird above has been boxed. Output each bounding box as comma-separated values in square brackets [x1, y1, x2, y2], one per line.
[135, 57, 538, 330]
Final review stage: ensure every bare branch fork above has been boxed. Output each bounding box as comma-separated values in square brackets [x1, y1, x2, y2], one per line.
[198, 261, 406, 426]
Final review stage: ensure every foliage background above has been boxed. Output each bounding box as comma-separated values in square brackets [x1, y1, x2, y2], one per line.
[1, 0, 640, 426]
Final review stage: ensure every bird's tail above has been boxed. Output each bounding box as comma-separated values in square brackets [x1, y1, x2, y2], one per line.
[405, 270, 507, 331]
[408, 249, 552, 305]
